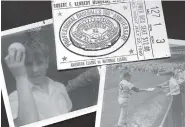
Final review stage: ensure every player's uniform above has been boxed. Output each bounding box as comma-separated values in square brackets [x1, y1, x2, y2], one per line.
[168, 77, 180, 96]
[177, 70, 185, 85]
[117, 79, 134, 127]
[168, 77, 183, 127]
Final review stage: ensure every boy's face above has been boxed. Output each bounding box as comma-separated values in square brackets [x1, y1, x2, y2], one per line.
[25, 58, 48, 85]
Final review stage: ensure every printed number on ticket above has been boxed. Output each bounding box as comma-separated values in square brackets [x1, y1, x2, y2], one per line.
[52, 0, 170, 70]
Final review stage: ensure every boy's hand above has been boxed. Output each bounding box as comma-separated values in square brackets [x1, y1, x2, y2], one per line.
[5, 48, 27, 79]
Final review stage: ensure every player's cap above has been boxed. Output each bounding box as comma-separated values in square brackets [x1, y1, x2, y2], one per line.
[123, 71, 131, 78]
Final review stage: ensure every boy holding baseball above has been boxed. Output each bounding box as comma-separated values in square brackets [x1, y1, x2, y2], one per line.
[5, 35, 100, 126]
[6, 41, 72, 126]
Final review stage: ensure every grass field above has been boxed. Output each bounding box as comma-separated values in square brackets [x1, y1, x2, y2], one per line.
[100, 67, 172, 127]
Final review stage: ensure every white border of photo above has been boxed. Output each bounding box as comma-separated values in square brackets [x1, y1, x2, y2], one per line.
[1, 19, 107, 127]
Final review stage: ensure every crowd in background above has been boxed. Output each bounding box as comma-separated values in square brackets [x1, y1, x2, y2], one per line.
[111, 62, 185, 77]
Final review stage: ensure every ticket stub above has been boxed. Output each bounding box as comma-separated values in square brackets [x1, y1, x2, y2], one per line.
[52, 0, 170, 70]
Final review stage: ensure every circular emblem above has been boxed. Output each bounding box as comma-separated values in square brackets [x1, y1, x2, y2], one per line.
[59, 8, 130, 57]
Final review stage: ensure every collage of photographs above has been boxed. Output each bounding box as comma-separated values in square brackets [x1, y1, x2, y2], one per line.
[1, 1, 185, 127]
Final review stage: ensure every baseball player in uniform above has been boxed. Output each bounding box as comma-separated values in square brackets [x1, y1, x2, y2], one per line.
[157, 71, 183, 127]
[117, 72, 152, 127]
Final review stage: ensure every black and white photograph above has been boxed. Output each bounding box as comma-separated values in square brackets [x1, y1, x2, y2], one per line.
[96, 39, 185, 127]
[1, 20, 103, 127]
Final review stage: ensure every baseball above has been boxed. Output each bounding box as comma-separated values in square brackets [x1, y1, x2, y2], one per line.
[8, 42, 25, 53]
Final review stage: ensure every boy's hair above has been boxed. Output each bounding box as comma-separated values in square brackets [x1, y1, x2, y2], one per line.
[23, 30, 49, 65]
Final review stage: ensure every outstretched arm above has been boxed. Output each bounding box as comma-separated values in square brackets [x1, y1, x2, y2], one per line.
[140, 88, 156, 92]
[156, 81, 169, 88]
[131, 87, 155, 92]
[131, 87, 140, 92]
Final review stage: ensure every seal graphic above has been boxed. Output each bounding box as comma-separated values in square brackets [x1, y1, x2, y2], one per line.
[70, 15, 121, 50]
[59, 8, 130, 57]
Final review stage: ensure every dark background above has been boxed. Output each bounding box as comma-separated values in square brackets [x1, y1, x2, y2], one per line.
[1, 1, 185, 127]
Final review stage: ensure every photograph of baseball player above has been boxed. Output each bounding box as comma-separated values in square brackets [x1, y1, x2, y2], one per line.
[117, 71, 154, 127]
[99, 39, 185, 127]
[1, 22, 101, 127]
